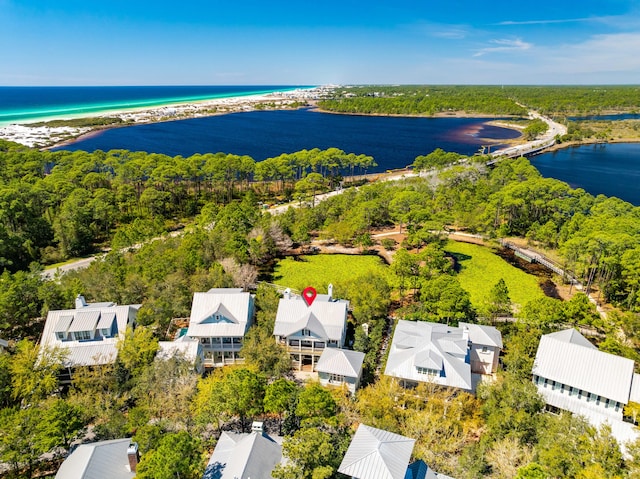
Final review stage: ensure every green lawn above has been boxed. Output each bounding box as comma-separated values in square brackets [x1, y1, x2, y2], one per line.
[445, 240, 545, 310]
[272, 254, 391, 293]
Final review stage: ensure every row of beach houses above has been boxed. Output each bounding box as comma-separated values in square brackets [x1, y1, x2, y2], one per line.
[31, 286, 640, 478]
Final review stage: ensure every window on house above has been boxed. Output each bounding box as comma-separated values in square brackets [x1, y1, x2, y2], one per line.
[314, 341, 325, 349]
[101, 328, 110, 338]
[328, 373, 344, 383]
[416, 367, 439, 376]
[232, 337, 242, 344]
[222, 337, 232, 344]
[301, 329, 311, 336]
[301, 340, 312, 348]
[569, 387, 578, 397]
[200, 338, 210, 344]
[74, 330, 91, 341]
[289, 339, 300, 347]
[552, 381, 561, 391]
[481, 346, 489, 353]
[56, 332, 65, 340]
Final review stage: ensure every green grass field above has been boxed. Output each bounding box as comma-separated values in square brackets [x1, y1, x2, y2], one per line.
[445, 240, 545, 310]
[272, 254, 391, 293]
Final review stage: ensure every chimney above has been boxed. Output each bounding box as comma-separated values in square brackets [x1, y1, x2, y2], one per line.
[251, 421, 264, 435]
[75, 294, 88, 309]
[127, 442, 139, 473]
[328, 283, 333, 301]
[462, 326, 469, 342]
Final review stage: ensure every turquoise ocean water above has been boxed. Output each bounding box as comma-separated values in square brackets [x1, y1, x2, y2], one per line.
[0, 85, 309, 126]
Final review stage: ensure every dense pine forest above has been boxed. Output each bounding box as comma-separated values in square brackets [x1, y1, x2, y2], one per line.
[318, 85, 640, 117]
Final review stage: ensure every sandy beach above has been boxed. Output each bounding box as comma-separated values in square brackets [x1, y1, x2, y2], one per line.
[0, 86, 331, 149]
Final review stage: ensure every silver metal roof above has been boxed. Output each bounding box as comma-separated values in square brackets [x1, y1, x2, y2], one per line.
[273, 297, 347, 342]
[458, 322, 503, 348]
[186, 290, 252, 338]
[338, 424, 415, 479]
[96, 311, 116, 329]
[157, 339, 202, 364]
[68, 310, 101, 333]
[316, 348, 365, 377]
[40, 304, 137, 367]
[533, 329, 635, 404]
[203, 431, 282, 479]
[384, 320, 476, 391]
[55, 438, 135, 479]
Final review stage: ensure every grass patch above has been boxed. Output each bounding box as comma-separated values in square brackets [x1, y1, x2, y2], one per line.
[272, 254, 391, 293]
[445, 240, 545, 310]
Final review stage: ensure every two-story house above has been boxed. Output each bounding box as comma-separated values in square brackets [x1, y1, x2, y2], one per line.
[39, 295, 139, 382]
[273, 287, 348, 371]
[185, 288, 254, 367]
[384, 320, 502, 392]
[533, 328, 640, 447]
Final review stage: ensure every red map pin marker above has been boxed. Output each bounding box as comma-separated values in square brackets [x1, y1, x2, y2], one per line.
[302, 286, 317, 307]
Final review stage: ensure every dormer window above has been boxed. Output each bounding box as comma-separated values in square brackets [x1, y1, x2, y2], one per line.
[56, 332, 65, 341]
[101, 328, 111, 338]
[74, 330, 91, 341]
[302, 329, 311, 336]
[416, 367, 439, 376]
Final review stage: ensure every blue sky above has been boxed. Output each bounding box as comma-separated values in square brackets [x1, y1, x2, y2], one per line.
[2, 0, 639, 85]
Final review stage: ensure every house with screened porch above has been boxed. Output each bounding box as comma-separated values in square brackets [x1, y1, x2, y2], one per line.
[185, 288, 254, 367]
[273, 285, 348, 371]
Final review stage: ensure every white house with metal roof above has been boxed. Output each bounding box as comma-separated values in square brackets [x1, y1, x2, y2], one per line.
[157, 336, 205, 374]
[55, 438, 139, 478]
[533, 328, 640, 447]
[185, 288, 254, 367]
[273, 286, 348, 371]
[39, 296, 139, 381]
[338, 424, 415, 479]
[202, 422, 282, 479]
[384, 320, 502, 392]
[316, 348, 365, 394]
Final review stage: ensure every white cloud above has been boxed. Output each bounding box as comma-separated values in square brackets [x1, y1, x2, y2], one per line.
[473, 38, 532, 57]
[496, 17, 601, 26]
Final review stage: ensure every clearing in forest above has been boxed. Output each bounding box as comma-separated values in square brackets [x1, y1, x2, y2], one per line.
[272, 254, 391, 293]
[445, 240, 545, 310]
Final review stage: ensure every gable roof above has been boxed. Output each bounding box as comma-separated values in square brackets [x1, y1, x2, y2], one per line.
[458, 322, 503, 349]
[55, 438, 135, 479]
[187, 290, 252, 338]
[40, 304, 138, 368]
[533, 328, 635, 403]
[384, 320, 474, 391]
[203, 431, 282, 479]
[273, 296, 348, 342]
[316, 348, 365, 378]
[338, 424, 415, 479]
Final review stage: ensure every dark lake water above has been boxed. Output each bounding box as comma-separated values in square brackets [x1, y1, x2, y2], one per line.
[532, 143, 640, 205]
[55, 109, 640, 206]
[55, 109, 520, 171]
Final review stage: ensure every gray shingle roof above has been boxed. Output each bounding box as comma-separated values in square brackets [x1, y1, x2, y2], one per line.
[533, 328, 635, 403]
[338, 424, 415, 479]
[316, 348, 365, 377]
[203, 431, 282, 479]
[55, 438, 135, 479]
